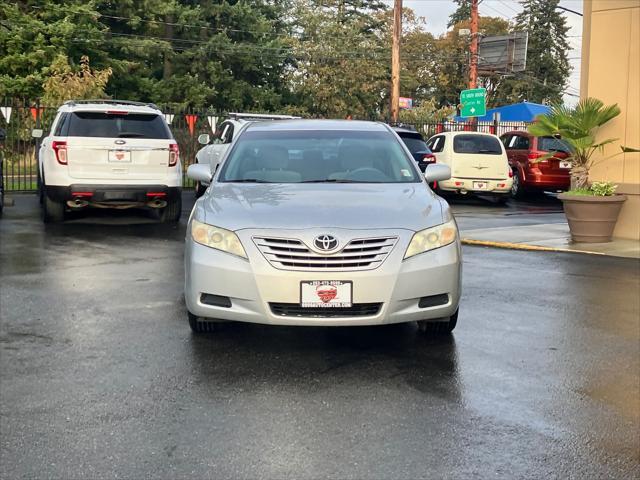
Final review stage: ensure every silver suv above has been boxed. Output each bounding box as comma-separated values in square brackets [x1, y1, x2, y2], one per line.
[193, 113, 299, 197]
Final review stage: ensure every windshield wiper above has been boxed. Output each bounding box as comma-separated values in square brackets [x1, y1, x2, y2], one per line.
[477, 149, 500, 154]
[225, 178, 270, 183]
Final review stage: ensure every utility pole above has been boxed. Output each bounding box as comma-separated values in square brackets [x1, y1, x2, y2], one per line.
[390, 0, 402, 123]
[469, 0, 479, 90]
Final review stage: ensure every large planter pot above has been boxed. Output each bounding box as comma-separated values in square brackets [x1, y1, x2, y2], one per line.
[558, 193, 627, 243]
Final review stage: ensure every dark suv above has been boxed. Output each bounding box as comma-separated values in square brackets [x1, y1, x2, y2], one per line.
[392, 126, 435, 172]
[500, 131, 571, 198]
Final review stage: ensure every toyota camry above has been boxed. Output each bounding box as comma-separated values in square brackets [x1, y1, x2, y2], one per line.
[185, 120, 461, 334]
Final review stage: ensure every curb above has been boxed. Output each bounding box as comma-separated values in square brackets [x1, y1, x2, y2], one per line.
[461, 238, 606, 256]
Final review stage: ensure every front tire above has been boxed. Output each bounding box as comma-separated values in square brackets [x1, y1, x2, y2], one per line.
[42, 189, 65, 223]
[160, 197, 182, 223]
[417, 309, 458, 335]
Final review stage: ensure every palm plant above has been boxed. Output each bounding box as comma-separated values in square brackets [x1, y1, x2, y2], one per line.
[528, 97, 621, 190]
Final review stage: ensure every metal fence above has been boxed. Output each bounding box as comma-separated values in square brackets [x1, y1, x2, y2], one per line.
[0, 101, 530, 192]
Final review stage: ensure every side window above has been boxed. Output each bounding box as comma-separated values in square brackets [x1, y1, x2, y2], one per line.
[213, 122, 228, 142]
[430, 136, 445, 153]
[515, 136, 530, 150]
[223, 124, 235, 144]
[53, 113, 70, 136]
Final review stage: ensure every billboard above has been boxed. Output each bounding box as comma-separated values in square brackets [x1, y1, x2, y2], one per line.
[478, 32, 528, 74]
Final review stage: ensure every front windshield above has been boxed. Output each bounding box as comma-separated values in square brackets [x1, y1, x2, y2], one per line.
[218, 129, 421, 183]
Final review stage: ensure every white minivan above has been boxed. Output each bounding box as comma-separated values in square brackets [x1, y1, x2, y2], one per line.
[426, 131, 513, 202]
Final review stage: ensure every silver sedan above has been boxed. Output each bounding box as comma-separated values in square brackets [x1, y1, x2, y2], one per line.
[185, 120, 461, 334]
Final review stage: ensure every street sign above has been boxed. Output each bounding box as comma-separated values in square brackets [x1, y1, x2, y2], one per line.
[460, 88, 487, 118]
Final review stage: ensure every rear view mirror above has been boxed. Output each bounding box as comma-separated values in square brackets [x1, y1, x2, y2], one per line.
[197, 133, 210, 145]
[187, 163, 213, 184]
[424, 164, 451, 183]
[31, 129, 44, 139]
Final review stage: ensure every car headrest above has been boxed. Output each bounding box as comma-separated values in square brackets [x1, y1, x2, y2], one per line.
[260, 146, 289, 170]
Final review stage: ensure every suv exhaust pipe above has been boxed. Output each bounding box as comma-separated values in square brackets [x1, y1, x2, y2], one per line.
[67, 198, 89, 208]
[146, 198, 167, 209]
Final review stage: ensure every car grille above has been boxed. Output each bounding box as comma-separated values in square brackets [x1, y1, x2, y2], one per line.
[270, 303, 382, 318]
[253, 236, 398, 271]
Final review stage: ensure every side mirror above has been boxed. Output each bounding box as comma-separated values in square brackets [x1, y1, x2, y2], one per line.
[31, 129, 44, 139]
[425, 164, 451, 183]
[187, 163, 213, 184]
[197, 133, 210, 145]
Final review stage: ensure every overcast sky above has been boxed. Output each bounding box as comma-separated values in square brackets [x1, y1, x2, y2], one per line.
[384, 0, 584, 105]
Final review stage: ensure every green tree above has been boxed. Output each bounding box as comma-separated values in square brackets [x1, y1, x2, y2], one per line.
[508, 0, 572, 104]
[42, 55, 112, 105]
[286, 0, 390, 118]
[448, 0, 471, 28]
[0, 1, 110, 100]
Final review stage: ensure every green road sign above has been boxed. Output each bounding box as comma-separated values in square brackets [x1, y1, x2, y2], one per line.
[460, 88, 487, 118]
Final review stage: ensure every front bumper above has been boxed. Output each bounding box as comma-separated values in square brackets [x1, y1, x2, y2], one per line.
[185, 228, 462, 326]
[439, 177, 512, 194]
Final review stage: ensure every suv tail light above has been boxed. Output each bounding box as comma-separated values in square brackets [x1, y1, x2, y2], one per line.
[528, 151, 548, 164]
[422, 153, 436, 164]
[169, 143, 179, 167]
[52, 141, 68, 165]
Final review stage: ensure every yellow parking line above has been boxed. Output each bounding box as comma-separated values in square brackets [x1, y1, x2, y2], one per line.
[461, 238, 606, 256]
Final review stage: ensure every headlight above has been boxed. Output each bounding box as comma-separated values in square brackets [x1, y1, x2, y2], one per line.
[191, 219, 247, 258]
[404, 219, 458, 259]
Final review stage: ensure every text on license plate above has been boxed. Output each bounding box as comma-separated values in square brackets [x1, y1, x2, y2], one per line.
[109, 150, 131, 162]
[300, 280, 352, 308]
[473, 181, 488, 190]
[559, 161, 571, 169]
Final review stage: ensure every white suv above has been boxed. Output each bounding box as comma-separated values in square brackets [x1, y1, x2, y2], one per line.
[34, 100, 182, 223]
[193, 113, 299, 197]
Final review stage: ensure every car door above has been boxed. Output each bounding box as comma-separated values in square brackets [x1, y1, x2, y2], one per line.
[509, 134, 530, 174]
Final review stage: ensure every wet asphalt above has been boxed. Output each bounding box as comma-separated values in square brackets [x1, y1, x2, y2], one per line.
[0, 194, 639, 479]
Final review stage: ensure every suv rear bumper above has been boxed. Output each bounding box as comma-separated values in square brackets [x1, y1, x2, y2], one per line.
[46, 185, 182, 202]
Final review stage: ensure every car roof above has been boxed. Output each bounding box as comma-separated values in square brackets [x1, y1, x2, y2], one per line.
[501, 130, 532, 137]
[246, 119, 388, 132]
[392, 126, 422, 135]
[57, 100, 162, 115]
[441, 131, 500, 138]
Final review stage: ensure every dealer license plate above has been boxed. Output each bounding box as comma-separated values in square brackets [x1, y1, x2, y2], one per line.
[300, 280, 352, 308]
[559, 161, 571, 169]
[473, 181, 488, 190]
[109, 150, 131, 162]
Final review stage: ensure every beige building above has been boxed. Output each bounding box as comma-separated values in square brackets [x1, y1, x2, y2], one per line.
[581, 0, 640, 240]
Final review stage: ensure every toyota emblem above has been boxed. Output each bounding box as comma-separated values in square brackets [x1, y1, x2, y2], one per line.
[313, 234, 338, 251]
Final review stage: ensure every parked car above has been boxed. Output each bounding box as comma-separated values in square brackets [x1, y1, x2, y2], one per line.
[392, 126, 436, 172]
[500, 130, 571, 198]
[34, 100, 182, 223]
[426, 131, 513, 202]
[193, 113, 300, 197]
[185, 119, 461, 334]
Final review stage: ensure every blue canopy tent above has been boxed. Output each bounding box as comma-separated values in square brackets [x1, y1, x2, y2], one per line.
[454, 101, 550, 122]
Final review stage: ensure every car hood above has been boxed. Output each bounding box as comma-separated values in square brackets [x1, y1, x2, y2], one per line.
[196, 183, 445, 232]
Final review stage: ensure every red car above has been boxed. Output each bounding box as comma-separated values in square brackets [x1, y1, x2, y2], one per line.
[500, 131, 571, 198]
